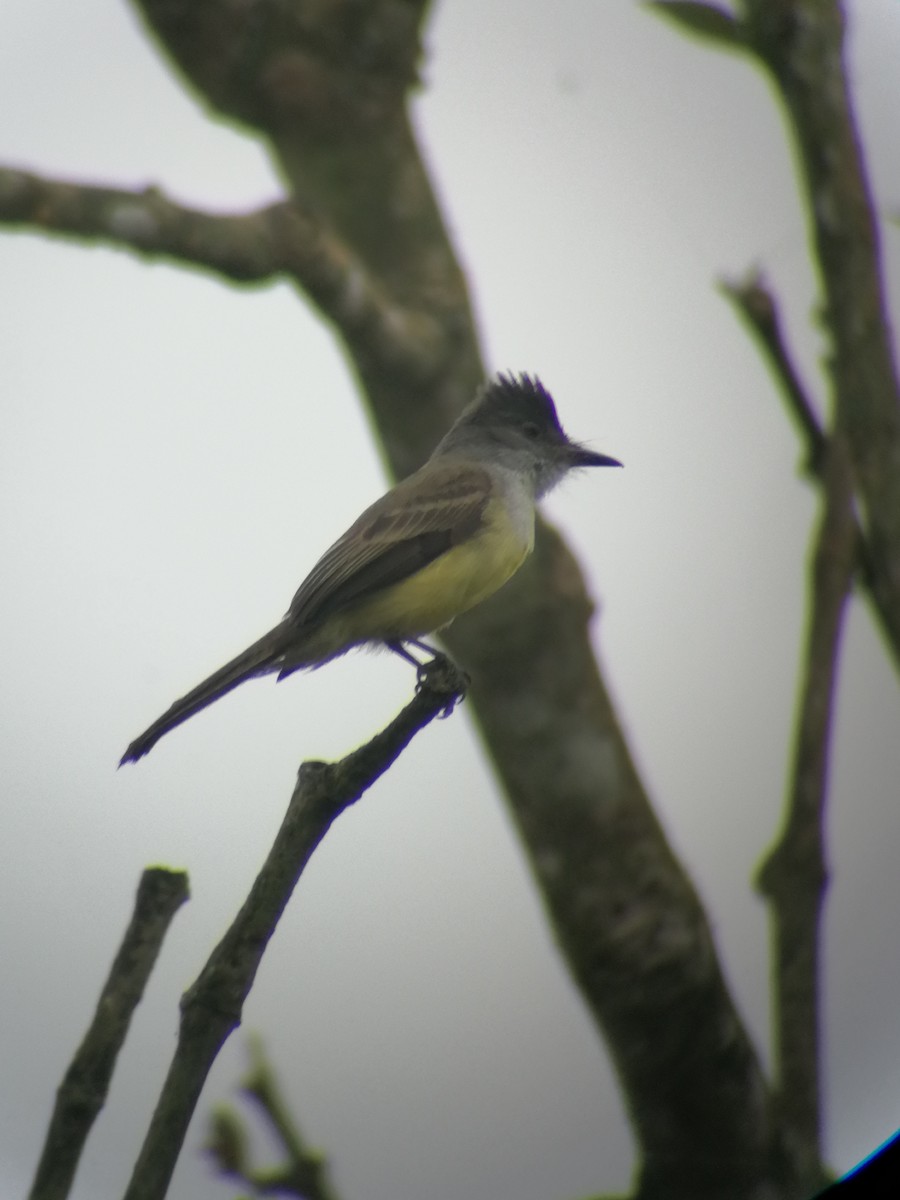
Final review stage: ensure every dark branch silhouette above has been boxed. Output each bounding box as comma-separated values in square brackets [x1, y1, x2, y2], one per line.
[28, 869, 188, 1200]
[206, 1039, 342, 1200]
[757, 434, 857, 1191]
[744, 0, 900, 660]
[122, 662, 466, 1200]
[721, 274, 894, 676]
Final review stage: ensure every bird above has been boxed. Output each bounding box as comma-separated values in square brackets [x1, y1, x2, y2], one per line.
[120, 373, 621, 763]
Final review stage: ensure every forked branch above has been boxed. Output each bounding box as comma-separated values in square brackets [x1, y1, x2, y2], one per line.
[29, 869, 189, 1200]
[122, 661, 467, 1200]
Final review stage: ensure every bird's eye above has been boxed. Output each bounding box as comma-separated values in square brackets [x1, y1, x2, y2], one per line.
[522, 422, 541, 440]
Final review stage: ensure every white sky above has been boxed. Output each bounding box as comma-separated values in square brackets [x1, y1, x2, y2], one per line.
[1, 2, 899, 1198]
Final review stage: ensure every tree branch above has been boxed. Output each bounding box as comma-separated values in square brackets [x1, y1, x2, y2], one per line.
[743, 0, 900, 665]
[720, 274, 896, 676]
[206, 1038, 342, 1200]
[0, 167, 440, 377]
[756, 433, 857, 1193]
[0, 166, 319, 282]
[0, 168, 444, 379]
[721, 270, 869, 1181]
[122, 662, 466, 1200]
[28, 869, 189, 1200]
[446, 527, 785, 1200]
[719, 273, 827, 474]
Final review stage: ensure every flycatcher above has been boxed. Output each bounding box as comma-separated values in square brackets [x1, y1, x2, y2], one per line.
[121, 373, 620, 763]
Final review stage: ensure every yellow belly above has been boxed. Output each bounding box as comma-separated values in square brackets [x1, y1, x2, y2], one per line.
[336, 495, 533, 643]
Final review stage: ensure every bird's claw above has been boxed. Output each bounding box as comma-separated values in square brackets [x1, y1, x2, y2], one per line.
[415, 653, 469, 716]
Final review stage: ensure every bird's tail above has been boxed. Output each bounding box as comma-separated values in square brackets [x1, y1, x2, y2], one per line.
[120, 623, 293, 765]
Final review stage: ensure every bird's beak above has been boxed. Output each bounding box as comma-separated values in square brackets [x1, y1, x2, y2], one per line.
[569, 445, 622, 469]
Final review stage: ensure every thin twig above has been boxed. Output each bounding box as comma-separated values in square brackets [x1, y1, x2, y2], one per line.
[121, 660, 467, 1200]
[206, 1038, 341, 1200]
[756, 433, 857, 1191]
[744, 0, 900, 671]
[719, 273, 826, 475]
[241, 1039, 339, 1200]
[724, 269, 861, 1188]
[721, 272, 894, 677]
[29, 868, 189, 1200]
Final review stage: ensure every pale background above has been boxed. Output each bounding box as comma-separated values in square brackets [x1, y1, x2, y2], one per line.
[1, 2, 899, 1198]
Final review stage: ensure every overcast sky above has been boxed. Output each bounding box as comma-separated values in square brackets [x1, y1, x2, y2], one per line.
[2, 2, 899, 1198]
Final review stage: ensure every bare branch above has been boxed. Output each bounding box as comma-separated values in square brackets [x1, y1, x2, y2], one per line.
[28, 869, 189, 1200]
[206, 1038, 341, 1200]
[719, 273, 827, 474]
[0, 166, 305, 282]
[724, 267, 879, 1188]
[121, 661, 467, 1200]
[721, 273, 897, 678]
[131, 0, 424, 140]
[648, 2, 748, 53]
[756, 434, 857, 1193]
[445, 527, 785, 1200]
[743, 0, 900, 665]
[0, 167, 441, 377]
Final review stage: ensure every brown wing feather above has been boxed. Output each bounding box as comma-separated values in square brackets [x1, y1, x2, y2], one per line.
[287, 460, 492, 627]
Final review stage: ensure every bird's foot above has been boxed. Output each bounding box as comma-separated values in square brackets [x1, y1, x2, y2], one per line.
[414, 652, 470, 717]
[385, 640, 468, 715]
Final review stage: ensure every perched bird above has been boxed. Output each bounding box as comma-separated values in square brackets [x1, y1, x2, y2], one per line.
[121, 373, 620, 763]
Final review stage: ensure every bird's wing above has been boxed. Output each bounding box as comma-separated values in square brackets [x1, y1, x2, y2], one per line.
[287, 460, 492, 627]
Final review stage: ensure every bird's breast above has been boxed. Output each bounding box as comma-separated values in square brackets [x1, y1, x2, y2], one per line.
[338, 488, 534, 640]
